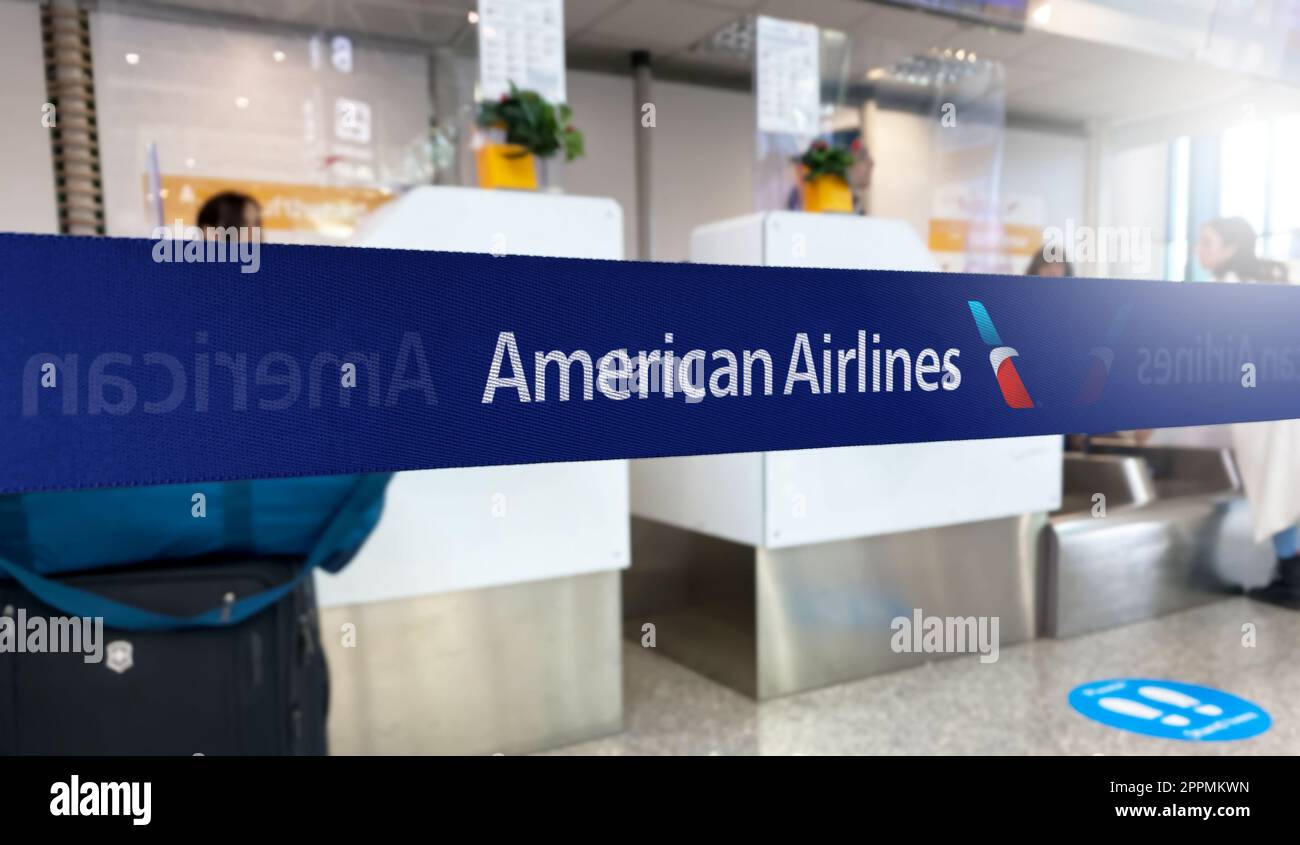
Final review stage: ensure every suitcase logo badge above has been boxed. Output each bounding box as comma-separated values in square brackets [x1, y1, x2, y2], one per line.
[105, 640, 134, 674]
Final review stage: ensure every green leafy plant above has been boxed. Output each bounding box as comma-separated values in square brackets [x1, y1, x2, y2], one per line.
[793, 139, 854, 182]
[477, 83, 585, 161]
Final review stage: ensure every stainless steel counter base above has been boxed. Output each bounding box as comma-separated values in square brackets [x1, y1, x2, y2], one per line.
[321, 570, 623, 755]
[624, 515, 1042, 700]
[1040, 496, 1247, 638]
[1041, 448, 1271, 639]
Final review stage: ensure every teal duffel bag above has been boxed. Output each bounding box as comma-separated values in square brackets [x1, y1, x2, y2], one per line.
[0, 473, 392, 630]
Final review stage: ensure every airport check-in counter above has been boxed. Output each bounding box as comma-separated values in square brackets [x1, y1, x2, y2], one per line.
[1044, 438, 1274, 638]
[627, 212, 1063, 699]
[316, 187, 628, 755]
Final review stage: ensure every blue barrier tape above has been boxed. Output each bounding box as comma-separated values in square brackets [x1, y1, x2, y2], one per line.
[2, 231, 1298, 493]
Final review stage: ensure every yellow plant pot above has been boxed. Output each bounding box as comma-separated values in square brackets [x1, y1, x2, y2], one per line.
[477, 142, 537, 191]
[798, 170, 853, 214]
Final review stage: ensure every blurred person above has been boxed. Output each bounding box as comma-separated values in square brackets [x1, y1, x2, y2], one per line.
[1025, 248, 1073, 278]
[1197, 217, 1300, 604]
[188, 191, 262, 274]
[197, 191, 262, 234]
[1196, 216, 1288, 283]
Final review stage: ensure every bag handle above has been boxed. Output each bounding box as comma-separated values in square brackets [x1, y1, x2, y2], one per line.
[0, 474, 390, 631]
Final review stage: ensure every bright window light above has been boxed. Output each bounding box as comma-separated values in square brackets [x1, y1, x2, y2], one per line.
[1269, 115, 1300, 237]
[1219, 120, 1269, 236]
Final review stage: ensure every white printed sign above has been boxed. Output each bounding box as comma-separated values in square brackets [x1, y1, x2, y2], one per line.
[755, 16, 820, 136]
[477, 0, 566, 103]
[334, 97, 372, 144]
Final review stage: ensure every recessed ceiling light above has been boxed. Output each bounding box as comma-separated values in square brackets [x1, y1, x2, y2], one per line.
[468, 11, 479, 24]
[185, 157, 196, 168]
[125, 53, 140, 65]
[234, 96, 250, 109]
[272, 50, 286, 62]
[1032, 3, 1053, 25]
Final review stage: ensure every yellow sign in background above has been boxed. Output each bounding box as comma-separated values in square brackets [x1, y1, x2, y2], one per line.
[147, 175, 395, 237]
[928, 218, 1042, 256]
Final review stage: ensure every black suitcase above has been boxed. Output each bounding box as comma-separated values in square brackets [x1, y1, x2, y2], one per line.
[0, 555, 328, 755]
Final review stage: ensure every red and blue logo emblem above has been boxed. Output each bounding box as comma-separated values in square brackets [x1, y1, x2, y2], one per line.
[967, 300, 1130, 409]
[967, 300, 1034, 409]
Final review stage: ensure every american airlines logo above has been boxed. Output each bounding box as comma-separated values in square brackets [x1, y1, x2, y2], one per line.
[967, 300, 1131, 409]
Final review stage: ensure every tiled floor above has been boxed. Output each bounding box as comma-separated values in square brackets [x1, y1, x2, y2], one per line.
[546, 596, 1300, 755]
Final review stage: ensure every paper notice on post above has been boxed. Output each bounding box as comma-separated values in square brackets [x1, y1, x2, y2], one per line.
[477, 0, 567, 103]
[755, 16, 820, 136]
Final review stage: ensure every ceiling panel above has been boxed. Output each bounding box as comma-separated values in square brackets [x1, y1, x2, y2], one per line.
[333, 3, 468, 43]
[585, 0, 740, 51]
[110, 0, 1274, 127]
[115, 0, 469, 44]
[565, 0, 630, 32]
[755, 0, 875, 32]
[416, 0, 475, 10]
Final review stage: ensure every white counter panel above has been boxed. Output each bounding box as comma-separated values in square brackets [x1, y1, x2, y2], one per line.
[316, 461, 628, 605]
[318, 187, 628, 606]
[631, 212, 1063, 548]
[353, 185, 623, 260]
[764, 438, 1062, 548]
[629, 452, 765, 546]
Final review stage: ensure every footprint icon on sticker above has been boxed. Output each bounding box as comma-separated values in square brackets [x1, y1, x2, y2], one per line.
[1070, 678, 1270, 741]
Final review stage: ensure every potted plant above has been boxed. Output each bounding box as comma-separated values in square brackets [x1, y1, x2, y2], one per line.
[792, 138, 855, 213]
[476, 83, 585, 191]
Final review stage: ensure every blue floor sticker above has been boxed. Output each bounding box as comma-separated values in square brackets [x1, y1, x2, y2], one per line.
[1069, 679, 1271, 741]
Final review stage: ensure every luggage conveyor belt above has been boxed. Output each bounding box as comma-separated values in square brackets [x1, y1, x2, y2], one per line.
[1041, 441, 1274, 639]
